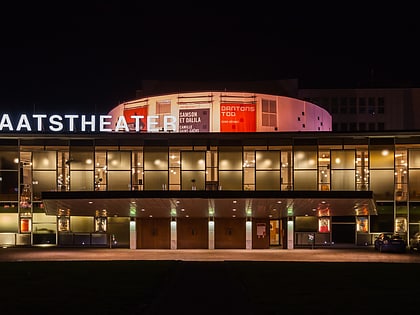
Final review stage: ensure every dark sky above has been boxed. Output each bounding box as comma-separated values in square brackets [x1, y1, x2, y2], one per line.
[1, 2, 419, 115]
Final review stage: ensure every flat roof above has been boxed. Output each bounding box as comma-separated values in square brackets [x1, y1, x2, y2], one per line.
[42, 190, 376, 218]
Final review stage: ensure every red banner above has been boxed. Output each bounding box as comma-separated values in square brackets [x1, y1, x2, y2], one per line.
[220, 103, 256, 132]
[124, 106, 148, 131]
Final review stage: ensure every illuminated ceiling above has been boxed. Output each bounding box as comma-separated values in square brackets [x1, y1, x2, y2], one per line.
[42, 190, 376, 219]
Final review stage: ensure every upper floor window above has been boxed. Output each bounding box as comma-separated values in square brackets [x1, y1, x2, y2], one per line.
[262, 99, 277, 127]
[340, 97, 348, 114]
[156, 100, 171, 131]
[358, 98, 366, 114]
[368, 97, 376, 115]
[331, 98, 339, 114]
[377, 97, 385, 114]
[349, 97, 357, 114]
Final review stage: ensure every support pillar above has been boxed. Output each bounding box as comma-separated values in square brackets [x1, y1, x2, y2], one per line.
[246, 219, 252, 249]
[208, 219, 214, 249]
[171, 219, 177, 249]
[129, 219, 136, 249]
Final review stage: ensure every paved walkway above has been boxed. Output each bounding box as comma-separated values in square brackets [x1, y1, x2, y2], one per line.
[1, 246, 420, 263]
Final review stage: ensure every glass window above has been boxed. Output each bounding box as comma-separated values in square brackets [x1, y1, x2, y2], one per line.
[0, 151, 19, 170]
[256, 171, 280, 190]
[370, 147, 394, 168]
[256, 151, 280, 170]
[295, 216, 317, 232]
[219, 171, 242, 190]
[156, 100, 171, 130]
[107, 171, 131, 190]
[0, 171, 18, 201]
[368, 97, 376, 114]
[32, 151, 56, 170]
[33, 170, 57, 197]
[340, 97, 347, 114]
[331, 150, 355, 169]
[70, 170, 94, 191]
[69, 151, 94, 170]
[71, 216, 94, 233]
[370, 169, 394, 200]
[181, 151, 206, 170]
[144, 151, 168, 171]
[181, 170, 205, 190]
[331, 170, 355, 190]
[219, 151, 242, 170]
[409, 169, 420, 201]
[331, 98, 338, 114]
[349, 97, 357, 114]
[144, 171, 168, 190]
[294, 170, 317, 190]
[377, 97, 385, 114]
[262, 99, 277, 127]
[107, 151, 131, 170]
[370, 202, 393, 232]
[0, 213, 18, 232]
[358, 98, 366, 113]
[294, 149, 317, 169]
[409, 149, 420, 168]
[409, 203, 420, 223]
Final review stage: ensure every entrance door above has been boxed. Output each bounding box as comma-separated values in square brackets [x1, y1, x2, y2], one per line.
[269, 220, 281, 246]
[331, 223, 355, 245]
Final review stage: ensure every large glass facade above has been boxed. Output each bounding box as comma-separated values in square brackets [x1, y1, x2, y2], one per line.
[2, 134, 420, 248]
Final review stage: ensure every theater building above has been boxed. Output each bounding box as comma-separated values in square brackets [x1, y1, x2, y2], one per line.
[0, 87, 417, 250]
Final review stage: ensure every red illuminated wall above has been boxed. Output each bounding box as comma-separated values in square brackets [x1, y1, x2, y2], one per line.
[220, 103, 256, 132]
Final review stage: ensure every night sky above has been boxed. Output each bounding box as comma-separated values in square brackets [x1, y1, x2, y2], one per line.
[1, 2, 419, 115]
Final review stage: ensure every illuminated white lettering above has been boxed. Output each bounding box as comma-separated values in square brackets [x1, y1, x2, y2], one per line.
[49, 115, 63, 132]
[16, 114, 31, 131]
[115, 116, 129, 132]
[81, 115, 95, 132]
[33, 114, 47, 131]
[0, 113, 180, 133]
[64, 115, 79, 131]
[131, 115, 145, 132]
[99, 115, 112, 132]
[0, 114, 13, 131]
[147, 115, 159, 132]
[164, 116, 177, 132]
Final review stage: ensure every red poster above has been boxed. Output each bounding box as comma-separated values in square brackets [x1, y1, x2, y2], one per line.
[20, 219, 30, 233]
[220, 103, 256, 132]
[123, 106, 148, 131]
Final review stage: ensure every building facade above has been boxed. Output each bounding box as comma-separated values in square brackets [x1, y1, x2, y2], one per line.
[299, 87, 420, 132]
[0, 87, 418, 250]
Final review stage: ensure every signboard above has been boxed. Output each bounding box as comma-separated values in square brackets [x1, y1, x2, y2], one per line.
[256, 223, 266, 238]
[179, 109, 209, 133]
[220, 103, 256, 132]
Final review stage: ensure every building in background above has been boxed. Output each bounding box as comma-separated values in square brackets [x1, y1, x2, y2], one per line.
[299, 87, 420, 132]
[1, 80, 419, 250]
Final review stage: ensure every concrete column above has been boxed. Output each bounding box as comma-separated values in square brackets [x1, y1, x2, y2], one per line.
[246, 220, 252, 249]
[129, 219, 136, 249]
[208, 220, 214, 249]
[287, 218, 294, 249]
[171, 220, 177, 249]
